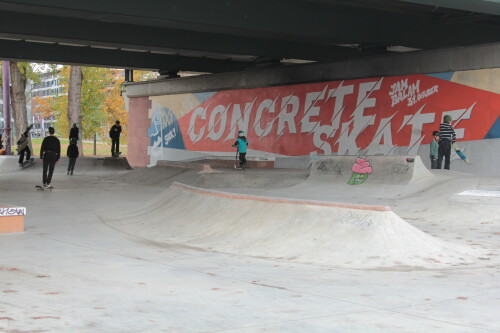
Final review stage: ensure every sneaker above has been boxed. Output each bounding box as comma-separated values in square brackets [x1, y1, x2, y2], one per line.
[46, 184, 53, 189]
[70, 171, 73, 175]
[67, 170, 70, 175]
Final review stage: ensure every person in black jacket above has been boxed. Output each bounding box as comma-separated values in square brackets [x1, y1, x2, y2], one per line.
[109, 120, 122, 157]
[66, 138, 79, 175]
[69, 123, 79, 143]
[40, 127, 61, 188]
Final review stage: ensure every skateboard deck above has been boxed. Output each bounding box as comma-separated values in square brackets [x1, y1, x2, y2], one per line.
[36, 185, 53, 191]
[20, 158, 35, 168]
[452, 143, 471, 164]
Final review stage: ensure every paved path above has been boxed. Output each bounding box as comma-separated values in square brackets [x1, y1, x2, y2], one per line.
[0, 164, 499, 332]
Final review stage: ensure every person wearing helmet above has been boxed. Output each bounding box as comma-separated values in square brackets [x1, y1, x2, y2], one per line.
[232, 130, 249, 168]
[437, 115, 456, 170]
[430, 131, 440, 169]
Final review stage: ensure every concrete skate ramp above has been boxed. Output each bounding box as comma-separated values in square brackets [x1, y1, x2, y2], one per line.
[309, 155, 433, 184]
[74, 157, 132, 171]
[113, 166, 201, 186]
[0, 156, 131, 172]
[114, 165, 308, 188]
[101, 182, 481, 268]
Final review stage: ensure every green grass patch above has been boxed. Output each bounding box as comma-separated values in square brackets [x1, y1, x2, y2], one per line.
[30, 137, 127, 157]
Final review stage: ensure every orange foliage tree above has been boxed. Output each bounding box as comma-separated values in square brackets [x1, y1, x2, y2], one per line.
[49, 67, 129, 141]
[32, 67, 157, 141]
[32, 95, 55, 119]
[103, 69, 128, 140]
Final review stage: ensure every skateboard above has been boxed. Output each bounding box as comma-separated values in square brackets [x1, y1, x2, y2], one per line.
[36, 185, 53, 191]
[20, 158, 35, 168]
[452, 143, 471, 164]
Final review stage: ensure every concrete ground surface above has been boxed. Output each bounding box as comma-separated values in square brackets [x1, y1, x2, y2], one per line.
[0, 157, 499, 332]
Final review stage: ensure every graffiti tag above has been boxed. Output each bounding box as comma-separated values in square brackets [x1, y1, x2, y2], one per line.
[348, 157, 372, 185]
[340, 211, 374, 230]
[0, 207, 26, 216]
[317, 161, 330, 175]
[392, 164, 410, 174]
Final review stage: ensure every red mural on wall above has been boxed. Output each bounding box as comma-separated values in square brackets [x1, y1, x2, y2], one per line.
[176, 74, 500, 156]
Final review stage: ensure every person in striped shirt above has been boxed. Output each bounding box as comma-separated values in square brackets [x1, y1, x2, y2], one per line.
[437, 115, 456, 170]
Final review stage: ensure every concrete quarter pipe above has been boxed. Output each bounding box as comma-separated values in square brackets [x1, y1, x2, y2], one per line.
[0, 156, 132, 172]
[101, 181, 482, 269]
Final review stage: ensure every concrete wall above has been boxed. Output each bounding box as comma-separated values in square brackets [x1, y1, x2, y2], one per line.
[125, 43, 500, 175]
[127, 97, 152, 168]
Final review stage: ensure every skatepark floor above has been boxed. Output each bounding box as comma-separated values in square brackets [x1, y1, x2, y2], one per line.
[0, 159, 499, 332]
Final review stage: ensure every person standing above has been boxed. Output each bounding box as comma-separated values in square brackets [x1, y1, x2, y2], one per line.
[430, 131, 439, 169]
[17, 124, 33, 165]
[69, 123, 79, 142]
[109, 120, 122, 157]
[40, 127, 61, 188]
[437, 115, 456, 170]
[66, 138, 79, 175]
[232, 130, 249, 168]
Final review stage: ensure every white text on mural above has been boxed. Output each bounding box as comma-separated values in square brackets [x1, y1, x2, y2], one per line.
[187, 79, 473, 155]
[164, 128, 177, 146]
[389, 79, 438, 107]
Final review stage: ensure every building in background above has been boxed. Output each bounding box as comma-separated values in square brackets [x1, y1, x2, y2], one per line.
[1, 71, 63, 139]
[27, 72, 63, 137]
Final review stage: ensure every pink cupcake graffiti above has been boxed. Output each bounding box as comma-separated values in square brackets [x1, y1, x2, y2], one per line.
[348, 157, 373, 185]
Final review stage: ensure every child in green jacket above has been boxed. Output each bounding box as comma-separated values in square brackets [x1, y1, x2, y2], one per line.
[430, 131, 439, 169]
[232, 130, 249, 168]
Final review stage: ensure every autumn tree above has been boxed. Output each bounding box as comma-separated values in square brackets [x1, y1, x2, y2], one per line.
[32, 95, 55, 120]
[80, 67, 109, 140]
[9, 62, 30, 141]
[103, 69, 128, 139]
[134, 70, 158, 82]
[31, 95, 57, 138]
[51, 66, 128, 143]
[1, 62, 56, 153]
[67, 66, 83, 154]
